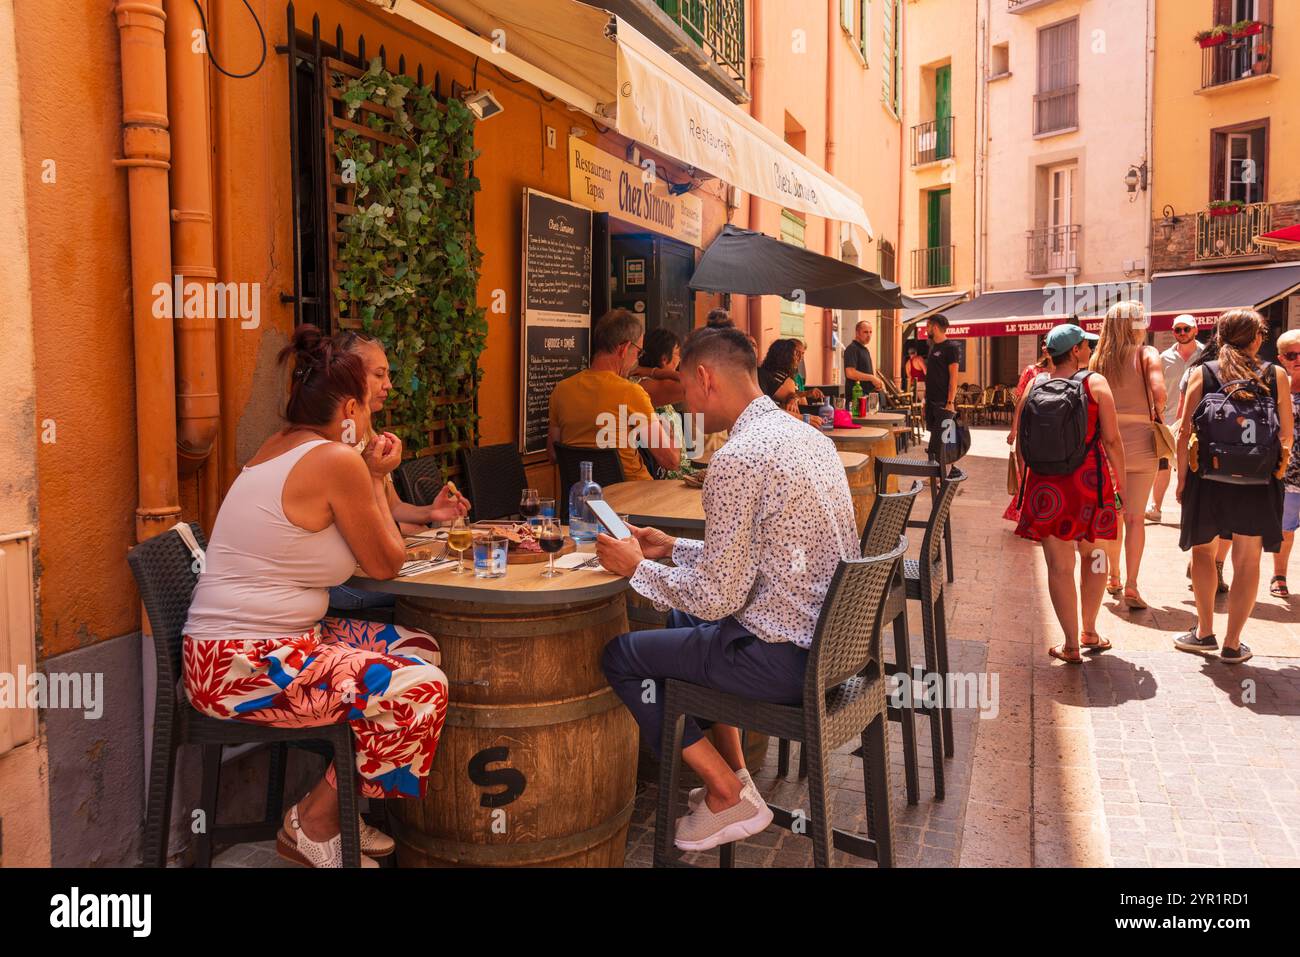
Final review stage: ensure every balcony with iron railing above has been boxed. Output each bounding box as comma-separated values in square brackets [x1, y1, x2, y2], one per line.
[1199, 24, 1274, 92]
[651, 0, 746, 90]
[911, 116, 955, 167]
[1026, 224, 1081, 276]
[1033, 84, 1078, 136]
[1008, 0, 1071, 12]
[1195, 202, 1272, 261]
[912, 246, 955, 289]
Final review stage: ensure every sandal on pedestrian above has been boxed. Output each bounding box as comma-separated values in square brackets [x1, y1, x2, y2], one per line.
[1080, 631, 1112, 653]
[1049, 645, 1084, 664]
[1122, 587, 1148, 610]
[1270, 576, 1289, 598]
[1105, 575, 1122, 597]
[276, 804, 378, 869]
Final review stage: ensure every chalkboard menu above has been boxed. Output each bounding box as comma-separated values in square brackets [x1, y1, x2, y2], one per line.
[520, 189, 593, 454]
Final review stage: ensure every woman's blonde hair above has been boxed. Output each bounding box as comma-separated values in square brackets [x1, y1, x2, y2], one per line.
[1090, 300, 1147, 382]
[1214, 308, 1267, 385]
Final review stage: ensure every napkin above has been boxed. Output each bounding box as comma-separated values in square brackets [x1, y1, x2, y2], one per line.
[552, 552, 605, 571]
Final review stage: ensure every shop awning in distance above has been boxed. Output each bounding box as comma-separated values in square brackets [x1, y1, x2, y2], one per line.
[1148, 264, 1300, 328]
[901, 292, 969, 328]
[1254, 224, 1300, 250]
[384, 2, 874, 237]
[917, 283, 1137, 338]
[689, 225, 903, 310]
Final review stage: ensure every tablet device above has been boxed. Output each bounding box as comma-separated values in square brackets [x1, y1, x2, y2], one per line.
[587, 499, 632, 540]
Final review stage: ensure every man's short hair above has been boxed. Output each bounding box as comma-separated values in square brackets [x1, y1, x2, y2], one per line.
[680, 326, 756, 376]
[927, 314, 950, 331]
[1278, 329, 1300, 352]
[705, 307, 734, 329]
[591, 308, 643, 356]
[855, 320, 871, 333]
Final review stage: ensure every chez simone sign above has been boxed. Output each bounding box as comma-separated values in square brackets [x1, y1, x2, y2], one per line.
[568, 137, 702, 247]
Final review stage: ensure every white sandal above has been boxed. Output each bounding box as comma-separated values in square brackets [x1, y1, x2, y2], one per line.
[358, 814, 395, 857]
[276, 804, 379, 868]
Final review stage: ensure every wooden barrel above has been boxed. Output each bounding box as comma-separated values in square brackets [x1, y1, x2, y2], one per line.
[389, 593, 637, 867]
[844, 460, 876, 536]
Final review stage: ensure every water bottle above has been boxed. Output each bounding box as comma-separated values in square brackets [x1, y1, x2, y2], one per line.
[567, 461, 603, 544]
[819, 395, 835, 432]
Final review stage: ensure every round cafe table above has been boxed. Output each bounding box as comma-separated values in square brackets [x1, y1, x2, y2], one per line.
[347, 542, 636, 867]
[603, 449, 874, 539]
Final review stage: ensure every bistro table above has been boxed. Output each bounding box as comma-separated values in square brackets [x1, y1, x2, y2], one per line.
[604, 449, 874, 538]
[347, 544, 637, 867]
[853, 410, 911, 459]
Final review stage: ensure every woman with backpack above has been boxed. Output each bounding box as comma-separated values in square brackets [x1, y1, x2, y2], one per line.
[1090, 300, 1167, 609]
[1175, 309, 1295, 664]
[1013, 324, 1127, 663]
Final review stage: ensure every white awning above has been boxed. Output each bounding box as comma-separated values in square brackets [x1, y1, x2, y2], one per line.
[383, 1, 874, 236]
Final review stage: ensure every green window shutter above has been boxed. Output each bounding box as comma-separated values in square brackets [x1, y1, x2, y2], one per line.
[882, 0, 900, 113]
[841, 0, 854, 31]
[779, 211, 807, 338]
[860, 1, 870, 64]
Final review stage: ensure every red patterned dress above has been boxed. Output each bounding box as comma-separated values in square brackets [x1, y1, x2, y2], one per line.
[1014, 374, 1119, 543]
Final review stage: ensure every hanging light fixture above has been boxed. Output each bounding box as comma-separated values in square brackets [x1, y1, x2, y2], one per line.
[1158, 204, 1181, 244]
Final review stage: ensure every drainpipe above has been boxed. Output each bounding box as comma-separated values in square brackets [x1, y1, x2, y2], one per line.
[113, 0, 180, 543]
[164, 0, 220, 484]
[824, 0, 838, 384]
[746, 0, 765, 342]
[212, 0, 240, 499]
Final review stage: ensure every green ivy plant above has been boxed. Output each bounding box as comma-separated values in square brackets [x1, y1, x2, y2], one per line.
[332, 59, 487, 457]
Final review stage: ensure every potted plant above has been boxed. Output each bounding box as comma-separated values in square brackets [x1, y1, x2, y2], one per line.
[1208, 200, 1243, 217]
[1195, 25, 1230, 47]
[1253, 38, 1271, 74]
[1231, 19, 1264, 38]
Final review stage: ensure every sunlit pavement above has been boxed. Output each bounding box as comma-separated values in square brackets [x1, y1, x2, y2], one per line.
[220, 426, 1299, 868]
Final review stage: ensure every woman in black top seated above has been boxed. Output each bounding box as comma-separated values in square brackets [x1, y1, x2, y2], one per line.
[759, 339, 825, 427]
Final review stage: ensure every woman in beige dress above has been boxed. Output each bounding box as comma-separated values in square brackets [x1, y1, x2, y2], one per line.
[1091, 300, 1167, 608]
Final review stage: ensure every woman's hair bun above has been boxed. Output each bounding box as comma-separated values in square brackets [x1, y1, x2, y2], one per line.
[277, 323, 368, 425]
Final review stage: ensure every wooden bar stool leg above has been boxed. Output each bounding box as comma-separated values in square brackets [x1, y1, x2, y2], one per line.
[805, 739, 834, 868]
[194, 743, 223, 868]
[892, 606, 920, 805]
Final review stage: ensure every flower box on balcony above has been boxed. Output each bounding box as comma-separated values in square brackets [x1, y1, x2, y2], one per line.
[1195, 28, 1229, 48]
[1207, 201, 1243, 217]
[1231, 20, 1264, 38]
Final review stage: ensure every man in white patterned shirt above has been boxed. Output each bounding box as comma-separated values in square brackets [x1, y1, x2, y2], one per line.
[597, 327, 859, 852]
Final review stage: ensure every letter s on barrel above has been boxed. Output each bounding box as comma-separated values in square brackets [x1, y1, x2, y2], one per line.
[468, 746, 527, 808]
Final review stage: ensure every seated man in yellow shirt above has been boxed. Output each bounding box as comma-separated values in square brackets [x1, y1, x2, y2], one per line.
[548, 309, 682, 481]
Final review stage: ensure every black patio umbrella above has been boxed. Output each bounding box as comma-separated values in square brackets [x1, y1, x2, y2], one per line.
[689, 224, 903, 310]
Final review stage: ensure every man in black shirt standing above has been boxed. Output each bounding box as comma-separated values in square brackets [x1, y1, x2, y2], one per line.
[843, 320, 884, 398]
[924, 314, 961, 438]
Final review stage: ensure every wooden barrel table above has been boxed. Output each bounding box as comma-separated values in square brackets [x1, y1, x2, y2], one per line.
[838, 451, 873, 535]
[348, 554, 637, 867]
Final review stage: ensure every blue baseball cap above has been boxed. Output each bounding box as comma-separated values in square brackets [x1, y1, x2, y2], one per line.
[1045, 323, 1099, 357]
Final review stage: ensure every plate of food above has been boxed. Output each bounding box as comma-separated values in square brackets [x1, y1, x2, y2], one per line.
[474, 521, 575, 563]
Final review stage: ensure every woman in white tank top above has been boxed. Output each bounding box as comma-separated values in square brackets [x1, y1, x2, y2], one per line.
[182, 325, 450, 868]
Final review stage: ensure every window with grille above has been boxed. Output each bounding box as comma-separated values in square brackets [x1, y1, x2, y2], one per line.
[1034, 18, 1078, 135]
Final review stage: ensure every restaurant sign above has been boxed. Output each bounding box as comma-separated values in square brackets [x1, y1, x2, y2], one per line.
[520, 188, 593, 455]
[568, 137, 703, 248]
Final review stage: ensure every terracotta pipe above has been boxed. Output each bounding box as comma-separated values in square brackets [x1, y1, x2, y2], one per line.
[824, 0, 838, 382]
[164, 0, 220, 478]
[212, 0, 240, 499]
[746, 0, 765, 342]
[113, 0, 181, 542]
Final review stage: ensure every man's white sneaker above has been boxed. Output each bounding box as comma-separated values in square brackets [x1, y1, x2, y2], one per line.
[687, 768, 755, 811]
[673, 783, 773, 852]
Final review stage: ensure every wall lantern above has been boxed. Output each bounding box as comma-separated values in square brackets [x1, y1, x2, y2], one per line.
[462, 88, 504, 121]
[1124, 162, 1148, 198]
[1158, 204, 1181, 244]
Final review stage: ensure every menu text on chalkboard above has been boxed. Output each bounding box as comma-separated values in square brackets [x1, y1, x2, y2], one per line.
[520, 189, 593, 454]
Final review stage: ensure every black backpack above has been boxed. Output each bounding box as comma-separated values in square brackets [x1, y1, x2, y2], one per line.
[1017, 371, 1103, 505]
[1191, 360, 1281, 485]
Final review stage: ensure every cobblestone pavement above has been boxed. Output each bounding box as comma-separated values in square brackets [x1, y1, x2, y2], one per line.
[218, 426, 1300, 868]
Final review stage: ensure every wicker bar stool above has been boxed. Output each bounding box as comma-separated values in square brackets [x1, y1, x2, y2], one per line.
[653, 536, 909, 868]
[554, 443, 624, 523]
[874, 456, 956, 584]
[128, 525, 363, 868]
[458, 443, 529, 521]
[394, 454, 444, 506]
[778, 482, 927, 804]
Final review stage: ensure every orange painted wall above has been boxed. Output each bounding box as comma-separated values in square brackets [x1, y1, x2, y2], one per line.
[15, 2, 140, 656]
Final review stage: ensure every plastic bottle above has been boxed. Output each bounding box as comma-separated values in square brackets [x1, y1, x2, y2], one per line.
[567, 461, 603, 544]
[850, 380, 864, 417]
[819, 395, 835, 432]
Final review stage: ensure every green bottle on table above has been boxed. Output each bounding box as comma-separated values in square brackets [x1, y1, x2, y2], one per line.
[850, 380, 864, 417]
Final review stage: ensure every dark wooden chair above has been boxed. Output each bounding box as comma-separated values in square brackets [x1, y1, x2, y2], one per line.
[653, 536, 909, 868]
[459, 443, 529, 521]
[554, 443, 624, 523]
[127, 524, 363, 868]
[777, 482, 929, 804]
[394, 455, 444, 507]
